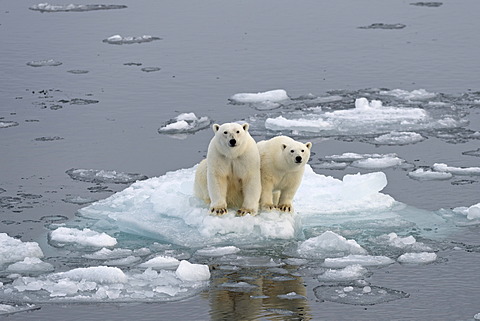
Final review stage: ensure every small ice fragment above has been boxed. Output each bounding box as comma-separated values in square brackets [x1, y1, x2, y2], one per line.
[58, 266, 127, 284]
[408, 168, 452, 181]
[138, 256, 180, 269]
[26, 59, 62, 67]
[50, 227, 117, 248]
[230, 89, 289, 103]
[397, 252, 437, 264]
[374, 131, 424, 145]
[0, 233, 44, 265]
[467, 203, 480, 220]
[363, 286, 372, 293]
[343, 286, 354, 292]
[6, 257, 54, 273]
[297, 231, 367, 259]
[433, 163, 480, 176]
[175, 260, 210, 282]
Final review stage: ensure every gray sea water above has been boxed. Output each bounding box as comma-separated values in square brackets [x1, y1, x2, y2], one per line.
[1, 0, 480, 320]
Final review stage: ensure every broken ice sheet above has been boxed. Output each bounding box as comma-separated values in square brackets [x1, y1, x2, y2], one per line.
[314, 285, 409, 305]
[66, 168, 148, 184]
[158, 113, 211, 135]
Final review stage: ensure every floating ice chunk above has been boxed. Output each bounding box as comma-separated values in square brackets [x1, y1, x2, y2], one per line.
[229, 89, 289, 103]
[467, 203, 480, 220]
[6, 257, 54, 273]
[79, 165, 395, 247]
[314, 284, 409, 305]
[358, 23, 406, 30]
[62, 195, 96, 205]
[0, 233, 44, 265]
[66, 168, 148, 184]
[432, 163, 480, 176]
[30, 3, 127, 12]
[50, 227, 117, 248]
[311, 161, 349, 170]
[105, 256, 141, 266]
[374, 131, 425, 145]
[264, 97, 440, 136]
[83, 248, 132, 260]
[297, 231, 367, 259]
[323, 255, 395, 268]
[397, 252, 437, 264]
[351, 156, 404, 169]
[0, 303, 40, 315]
[383, 233, 416, 247]
[141, 67, 161, 72]
[410, 2, 443, 7]
[175, 260, 210, 282]
[26, 59, 62, 67]
[380, 89, 436, 101]
[158, 113, 211, 134]
[0, 121, 19, 128]
[318, 264, 367, 281]
[103, 34, 161, 45]
[138, 256, 180, 269]
[59, 266, 127, 283]
[408, 168, 452, 181]
[196, 246, 240, 257]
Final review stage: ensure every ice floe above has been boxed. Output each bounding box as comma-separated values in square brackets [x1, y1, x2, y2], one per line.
[408, 168, 453, 181]
[397, 252, 437, 264]
[296, 231, 367, 259]
[138, 256, 180, 270]
[158, 112, 211, 135]
[358, 23, 407, 30]
[49, 227, 117, 248]
[175, 260, 210, 282]
[379, 89, 437, 101]
[103, 35, 161, 45]
[229, 89, 289, 104]
[263, 97, 458, 137]
[374, 131, 425, 145]
[29, 3, 127, 12]
[26, 59, 62, 67]
[6, 257, 54, 274]
[314, 284, 409, 305]
[0, 233, 44, 266]
[317, 264, 368, 282]
[351, 155, 404, 169]
[66, 168, 148, 184]
[195, 246, 241, 257]
[432, 163, 480, 176]
[315, 152, 406, 171]
[0, 121, 19, 128]
[78, 165, 396, 247]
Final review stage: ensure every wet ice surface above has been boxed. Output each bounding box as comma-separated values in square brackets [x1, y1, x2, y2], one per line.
[66, 168, 148, 184]
[29, 3, 127, 12]
[103, 35, 161, 45]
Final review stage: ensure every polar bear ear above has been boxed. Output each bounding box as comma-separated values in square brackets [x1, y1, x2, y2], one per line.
[212, 124, 220, 133]
[305, 142, 312, 150]
[242, 123, 249, 132]
[282, 144, 287, 150]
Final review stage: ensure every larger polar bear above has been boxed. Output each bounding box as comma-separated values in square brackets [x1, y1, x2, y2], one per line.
[257, 136, 312, 212]
[194, 122, 261, 216]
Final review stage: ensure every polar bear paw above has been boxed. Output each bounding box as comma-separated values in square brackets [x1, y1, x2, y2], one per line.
[236, 208, 255, 216]
[277, 204, 293, 213]
[210, 207, 228, 216]
[261, 203, 276, 211]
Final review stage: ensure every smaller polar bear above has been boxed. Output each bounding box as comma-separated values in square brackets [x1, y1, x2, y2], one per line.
[257, 136, 312, 212]
[194, 122, 261, 216]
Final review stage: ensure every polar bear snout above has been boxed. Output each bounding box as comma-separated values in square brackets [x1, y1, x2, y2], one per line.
[295, 156, 303, 163]
[229, 138, 237, 147]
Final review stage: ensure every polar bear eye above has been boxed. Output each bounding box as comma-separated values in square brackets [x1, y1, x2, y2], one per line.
[290, 150, 294, 153]
[236, 130, 240, 134]
[223, 131, 228, 134]
[301, 149, 304, 153]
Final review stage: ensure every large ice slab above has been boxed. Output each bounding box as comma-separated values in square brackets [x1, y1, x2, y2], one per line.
[0, 233, 44, 266]
[78, 165, 395, 247]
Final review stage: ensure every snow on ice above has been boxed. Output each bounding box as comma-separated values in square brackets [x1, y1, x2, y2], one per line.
[49, 227, 117, 248]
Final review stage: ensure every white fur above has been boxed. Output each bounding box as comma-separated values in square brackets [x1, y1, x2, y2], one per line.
[257, 136, 312, 212]
[194, 123, 261, 216]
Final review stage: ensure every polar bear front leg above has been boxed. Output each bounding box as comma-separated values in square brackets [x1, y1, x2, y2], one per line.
[237, 174, 261, 216]
[207, 174, 228, 215]
[259, 179, 276, 211]
[277, 187, 298, 213]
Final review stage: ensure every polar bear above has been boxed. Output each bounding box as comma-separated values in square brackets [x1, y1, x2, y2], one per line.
[257, 136, 312, 212]
[194, 122, 261, 216]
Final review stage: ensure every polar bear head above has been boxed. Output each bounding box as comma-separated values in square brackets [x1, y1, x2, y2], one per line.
[212, 122, 251, 154]
[282, 140, 312, 167]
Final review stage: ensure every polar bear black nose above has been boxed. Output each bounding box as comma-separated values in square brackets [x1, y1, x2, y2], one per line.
[295, 156, 302, 163]
[229, 139, 237, 147]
